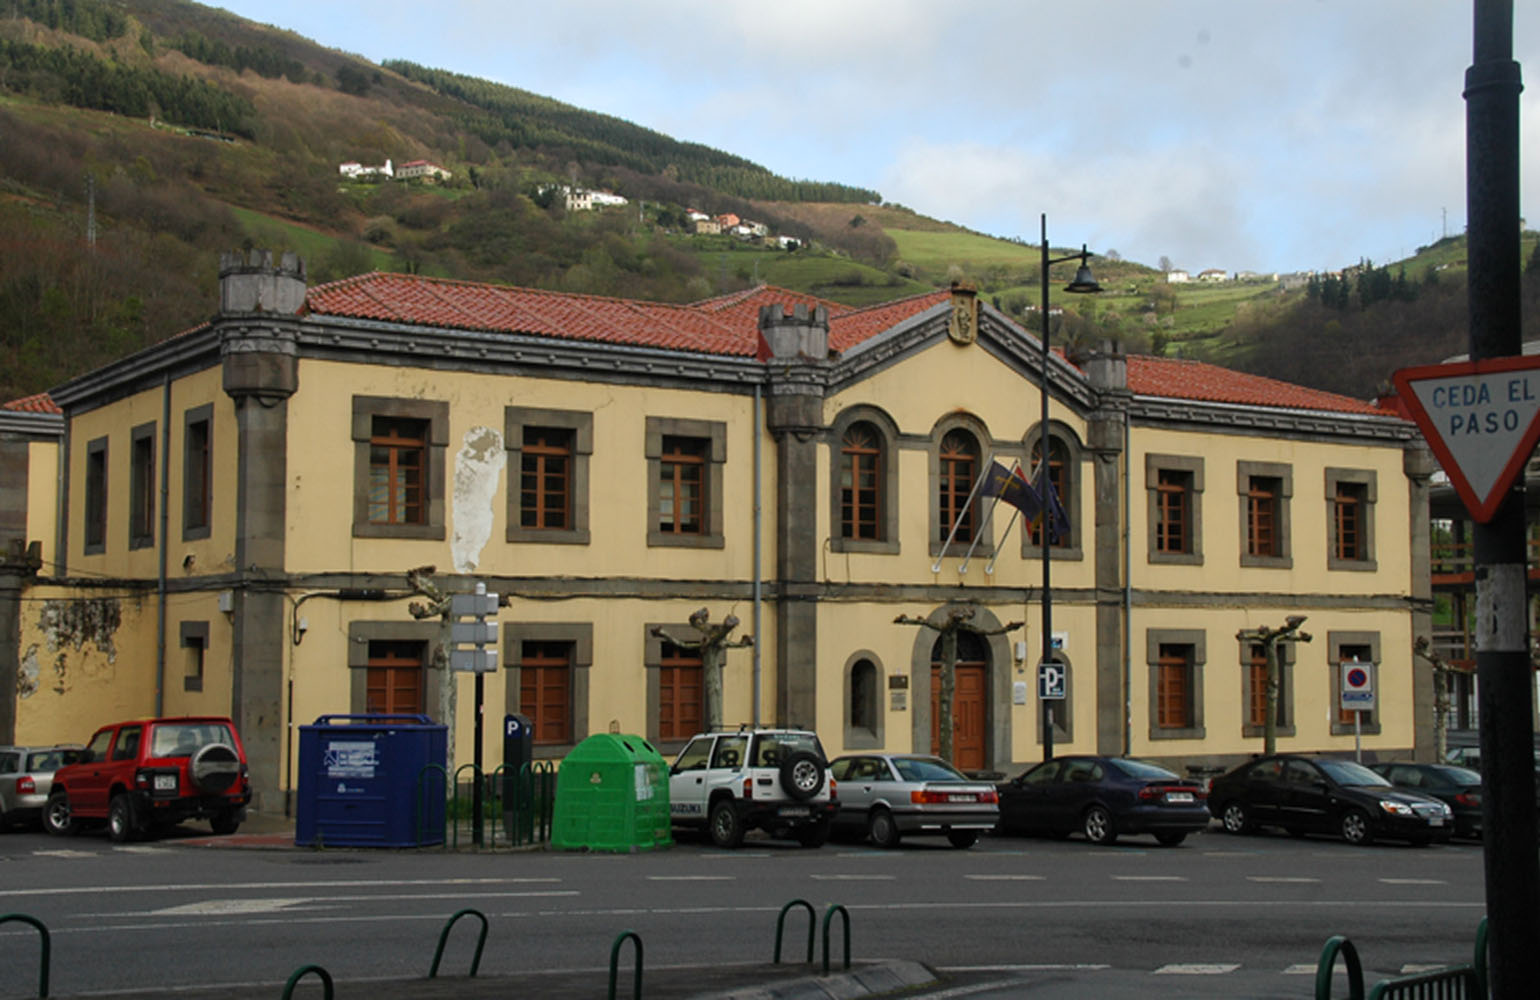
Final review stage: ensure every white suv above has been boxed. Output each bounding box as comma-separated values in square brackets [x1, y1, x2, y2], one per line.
[668, 728, 837, 848]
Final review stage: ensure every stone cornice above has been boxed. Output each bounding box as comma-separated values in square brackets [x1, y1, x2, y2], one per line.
[1130, 394, 1417, 444]
[0, 410, 63, 439]
[47, 328, 220, 411]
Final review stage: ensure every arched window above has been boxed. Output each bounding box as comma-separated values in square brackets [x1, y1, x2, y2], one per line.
[841, 422, 883, 541]
[938, 429, 980, 543]
[850, 659, 877, 734]
[1027, 435, 1069, 548]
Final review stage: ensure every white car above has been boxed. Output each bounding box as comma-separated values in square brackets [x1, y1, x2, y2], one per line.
[668, 728, 837, 848]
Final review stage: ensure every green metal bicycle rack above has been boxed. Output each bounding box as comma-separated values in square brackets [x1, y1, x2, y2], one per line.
[450, 762, 483, 848]
[774, 899, 815, 964]
[608, 929, 643, 1000]
[0, 912, 50, 998]
[821, 903, 851, 974]
[428, 908, 488, 978]
[1316, 917, 1488, 1000]
[1315, 935, 1366, 1000]
[279, 964, 333, 999]
[416, 761, 449, 846]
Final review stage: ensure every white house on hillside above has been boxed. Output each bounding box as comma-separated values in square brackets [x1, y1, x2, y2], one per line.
[1165, 269, 1190, 284]
[1198, 268, 1229, 283]
[338, 158, 393, 180]
[397, 160, 452, 182]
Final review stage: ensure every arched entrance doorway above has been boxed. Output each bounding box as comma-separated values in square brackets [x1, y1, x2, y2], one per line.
[931, 630, 988, 771]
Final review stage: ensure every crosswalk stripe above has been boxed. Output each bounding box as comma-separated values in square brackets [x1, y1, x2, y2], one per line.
[1154, 963, 1241, 975]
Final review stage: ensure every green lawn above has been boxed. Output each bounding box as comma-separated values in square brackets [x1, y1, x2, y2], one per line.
[228, 206, 395, 271]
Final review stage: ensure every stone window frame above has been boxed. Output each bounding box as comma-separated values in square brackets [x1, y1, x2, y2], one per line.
[351, 395, 449, 540]
[1146, 628, 1207, 741]
[1238, 635, 1297, 739]
[1145, 453, 1204, 566]
[1021, 422, 1085, 562]
[180, 620, 208, 693]
[84, 435, 109, 555]
[505, 407, 593, 545]
[1237, 460, 1293, 569]
[503, 622, 592, 757]
[346, 620, 445, 716]
[1328, 631, 1382, 736]
[643, 622, 707, 753]
[645, 416, 726, 549]
[842, 650, 885, 750]
[182, 404, 213, 542]
[129, 421, 157, 551]
[829, 406, 901, 554]
[928, 412, 994, 558]
[1325, 467, 1378, 572]
[1036, 651, 1074, 746]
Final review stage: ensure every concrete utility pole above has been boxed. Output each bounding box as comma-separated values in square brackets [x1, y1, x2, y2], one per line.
[895, 608, 1021, 765]
[1464, 2, 1540, 992]
[651, 609, 753, 732]
[406, 565, 456, 778]
[1234, 616, 1311, 755]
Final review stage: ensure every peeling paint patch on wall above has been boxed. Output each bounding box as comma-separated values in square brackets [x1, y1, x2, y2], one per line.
[36, 599, 123, 693]
[18, 643, 39, 698]
[451, 426, 505, 574]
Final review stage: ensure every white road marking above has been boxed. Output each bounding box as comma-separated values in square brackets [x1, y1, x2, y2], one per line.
[152, 899, 311, 916]
[810, 874, 896, 881]
[113, 846, 170, 854]
[964, 874, 1046, 881]
[0, 876, 560, 898]
[1380, 878, 1447, 885]
[939, 964, 1112, 972]
[1284, 963, 1323, 974]
[1248, 876, 1321, 883]
[644, 875, 734, 881]
[1111, 875, 1186, 881]
[30, 850, 98, 859]
[1154, 963, 1241, 975]
[1401, 963, 1450, 973]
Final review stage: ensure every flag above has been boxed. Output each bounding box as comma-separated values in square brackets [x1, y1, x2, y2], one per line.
[1035, 462, 1071, 543]
[979, 460, 1043, 521]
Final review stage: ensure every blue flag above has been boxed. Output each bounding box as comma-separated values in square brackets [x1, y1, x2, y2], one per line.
[1035, 463, 1071, 543]
[979, 460, 1043, 521]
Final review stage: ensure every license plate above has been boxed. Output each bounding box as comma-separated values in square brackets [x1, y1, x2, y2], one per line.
[1428, 816, 1444, 827]
[1165, 791, 1194, 803]
[779, 806, 809, 818]
[948, 794, 978, 803]
[154, 774, 177, 792]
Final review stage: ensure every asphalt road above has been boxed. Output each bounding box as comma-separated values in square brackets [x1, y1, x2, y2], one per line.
[0, 823, 1490, 999]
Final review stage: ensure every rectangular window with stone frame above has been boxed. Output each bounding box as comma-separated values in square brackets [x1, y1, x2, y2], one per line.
[84, 436, 108, 554]
[182, 405, 213, 541]
[645, 417, 725, 549]
[645, 625, 706, 749]
[181, 621, 208, 693]
[348, 621, 443, 716]
[352, 397, 447, 539]
[1237, 461, 1292, 568]
[504, 622, 592, 755]
[506, 408, 592, 545]
[1330, 634, 1380, 734]
[1326, 468, 1377, 571]
[1240, 640, 1296, 739]
[1146, 454, 1203, 565]
[1147, 629, 1206, 740]
[129, 421, 156, 550]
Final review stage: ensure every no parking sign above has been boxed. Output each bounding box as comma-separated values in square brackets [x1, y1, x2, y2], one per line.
[1340, 659, 1375, 712]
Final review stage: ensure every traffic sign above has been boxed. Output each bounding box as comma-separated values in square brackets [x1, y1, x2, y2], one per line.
[1392, 355, 1540, 522]
[1340, 659, 1375, 712]
[1038, 661, 1066, 700]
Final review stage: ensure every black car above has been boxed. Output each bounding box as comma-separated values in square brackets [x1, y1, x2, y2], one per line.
[994, 755, 1211, 846]
[1208, 754, 1454, 846]
[1368, 762, 1482, 839]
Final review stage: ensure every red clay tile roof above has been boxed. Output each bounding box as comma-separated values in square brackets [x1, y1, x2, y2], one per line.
[828, 290, 951, 352]
[2, 392, 61, 414]
[1127, 355, 1386, 415]
[306, 272, 755, 355]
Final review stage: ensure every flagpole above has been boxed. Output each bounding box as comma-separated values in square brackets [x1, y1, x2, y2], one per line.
[983, 460, 1029, 575]
[933, 451, 996, 573]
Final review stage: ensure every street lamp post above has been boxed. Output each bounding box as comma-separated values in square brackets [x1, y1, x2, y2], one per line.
[1038, 213, 1100, 761]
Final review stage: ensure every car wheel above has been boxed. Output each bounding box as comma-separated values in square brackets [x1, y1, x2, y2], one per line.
[190, 743, 242, 794]
[210, 810, 241, 836]
[1340, 808, 1373, 846]
[1154, 831, 1187, 847]
[43, 789, 77, 837]
[1221, 801, 1253, 835]
[1082, 805, 1117, 845]
[709, 800, 745, 849]
[795, 818, 830, 848]
[108, 794, 141, 843]
[779, 751, 825, 802]
[868, 807, 901, 849]
[947, 830, 980, 849]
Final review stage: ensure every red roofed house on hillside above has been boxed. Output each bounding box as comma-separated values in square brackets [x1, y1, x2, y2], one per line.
[1, 251, 1439, 817]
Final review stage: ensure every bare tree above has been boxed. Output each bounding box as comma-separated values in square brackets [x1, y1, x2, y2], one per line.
[895, 608, 1021, 765]
[1414, 636, 1465, 762]
[406, 565, 456, 775]
[651, 609, 753, 731]
[1235, 616, 1312, 753]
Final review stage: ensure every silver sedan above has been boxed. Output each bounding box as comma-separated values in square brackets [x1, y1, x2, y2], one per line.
[829, 753, 999, 848]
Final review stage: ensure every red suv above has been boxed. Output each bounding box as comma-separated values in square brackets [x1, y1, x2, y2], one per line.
[44, 716, 251, 842]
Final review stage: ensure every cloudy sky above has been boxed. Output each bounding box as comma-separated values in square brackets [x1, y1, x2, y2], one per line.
[213, 0, 1538, 276]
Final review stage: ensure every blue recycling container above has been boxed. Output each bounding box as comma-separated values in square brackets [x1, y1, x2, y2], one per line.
[295, 714, 447, 847]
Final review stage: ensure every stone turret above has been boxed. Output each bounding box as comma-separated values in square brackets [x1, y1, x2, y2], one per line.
[219, 249, 307, 315]
[758, 302, 828, 362]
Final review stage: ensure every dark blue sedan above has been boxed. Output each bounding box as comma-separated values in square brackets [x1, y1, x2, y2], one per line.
[994, 755, 1211, 846]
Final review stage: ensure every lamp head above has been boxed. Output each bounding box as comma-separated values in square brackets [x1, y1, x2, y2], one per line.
[1064, 246, 1102, 294]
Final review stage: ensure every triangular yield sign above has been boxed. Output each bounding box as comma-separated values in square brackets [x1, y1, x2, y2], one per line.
[1392, 355, 1540, 522]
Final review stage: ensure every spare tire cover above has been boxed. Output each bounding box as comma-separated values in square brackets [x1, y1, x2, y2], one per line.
[190, 743, 241, 794]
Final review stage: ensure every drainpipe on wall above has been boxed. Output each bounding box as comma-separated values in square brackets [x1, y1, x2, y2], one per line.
[1123, 414, 1132, 755]
[753, 383, 763, 727]
[155, 373, 171, 716]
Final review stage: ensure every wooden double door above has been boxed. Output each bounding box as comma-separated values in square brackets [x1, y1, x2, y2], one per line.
[929, 631, 989, 771]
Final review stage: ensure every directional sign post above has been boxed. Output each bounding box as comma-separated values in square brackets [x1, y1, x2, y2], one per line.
[450, 582, 499, 845]
[1392, 354, 1540, 522]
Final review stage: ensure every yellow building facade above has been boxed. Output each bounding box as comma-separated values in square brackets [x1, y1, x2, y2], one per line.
[0, 252, 1432, 812]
